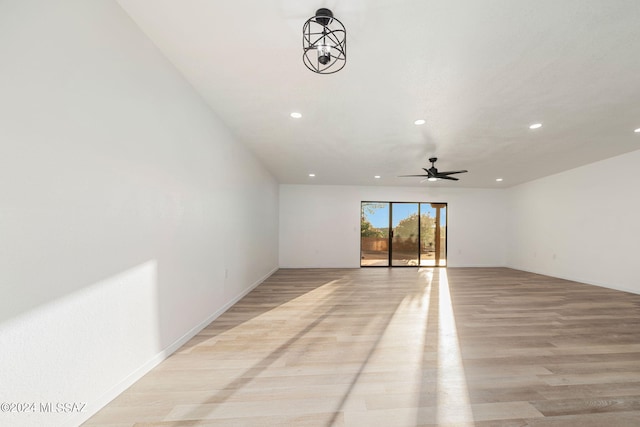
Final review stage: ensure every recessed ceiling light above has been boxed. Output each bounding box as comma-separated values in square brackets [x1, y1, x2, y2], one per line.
[290, 112, 302, 119]
[414, 119, 426, 125]
[496, 178, 503, 182]
[374, 175, 381, 179]
[529, 123, 542, 129]
[308, 173, 315, 177]
[634, 128, 640, 133]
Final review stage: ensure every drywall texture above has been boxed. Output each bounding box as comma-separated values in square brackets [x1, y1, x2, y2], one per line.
[506, 149, 640, 294]
[279, 185, 507, 268]
[0, 2, 278, 426]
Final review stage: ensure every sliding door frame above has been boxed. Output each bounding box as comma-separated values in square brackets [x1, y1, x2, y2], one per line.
[360, 201, 448, 268]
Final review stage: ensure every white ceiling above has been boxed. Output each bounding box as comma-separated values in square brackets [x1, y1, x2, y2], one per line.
[117, 0, 640, 188]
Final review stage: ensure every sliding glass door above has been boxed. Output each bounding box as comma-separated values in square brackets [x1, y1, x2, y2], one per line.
[360, 201, 447, 267]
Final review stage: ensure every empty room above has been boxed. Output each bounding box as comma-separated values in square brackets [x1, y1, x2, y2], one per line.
[2, 1, 640, 426]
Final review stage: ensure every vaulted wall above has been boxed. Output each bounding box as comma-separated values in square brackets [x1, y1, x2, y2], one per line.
[0, 2, 278, 425]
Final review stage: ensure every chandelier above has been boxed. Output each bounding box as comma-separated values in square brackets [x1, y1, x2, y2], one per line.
[302, 8, 347, 74]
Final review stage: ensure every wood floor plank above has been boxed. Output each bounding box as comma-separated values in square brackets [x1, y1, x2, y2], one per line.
[83, 268, 640, 426]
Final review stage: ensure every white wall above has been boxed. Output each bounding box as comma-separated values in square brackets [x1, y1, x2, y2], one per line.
[0, 2, 278, 426]
[280, 185, 507, 268]
[506, 149, 640, 294]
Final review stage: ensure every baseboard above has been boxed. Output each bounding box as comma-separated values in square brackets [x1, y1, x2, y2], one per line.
[64, 266, 278, 427]
[445, 264, 508, 268]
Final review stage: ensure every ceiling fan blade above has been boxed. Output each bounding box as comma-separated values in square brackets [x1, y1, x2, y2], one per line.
[404, 158, 466, 181]
[437, 170, 468, 176]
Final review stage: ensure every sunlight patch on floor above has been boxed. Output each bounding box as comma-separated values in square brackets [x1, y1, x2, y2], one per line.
[437, 269, 474, 426]
[336, 269, 434, 426]
[216, 279, 340, 338]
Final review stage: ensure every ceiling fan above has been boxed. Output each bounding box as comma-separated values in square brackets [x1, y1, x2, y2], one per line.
[399, 157, 468, 181]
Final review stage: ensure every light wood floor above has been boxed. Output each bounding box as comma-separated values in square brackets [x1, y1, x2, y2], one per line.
[83, 268, 640, 426]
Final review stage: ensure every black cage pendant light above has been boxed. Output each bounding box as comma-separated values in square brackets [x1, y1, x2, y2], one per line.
[302, 8, 346, 74]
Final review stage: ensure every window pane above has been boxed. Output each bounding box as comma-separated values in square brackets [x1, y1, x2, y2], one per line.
[420, 203, 447, 266]
[360, 202, 389, 266]
[391, 203, 419, 266]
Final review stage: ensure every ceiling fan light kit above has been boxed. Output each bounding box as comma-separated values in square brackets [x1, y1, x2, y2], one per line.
[302, 8, 347, 74]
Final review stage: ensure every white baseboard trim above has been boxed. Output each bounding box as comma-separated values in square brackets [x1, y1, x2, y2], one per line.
[446, 264, 508, 268]
[65, 266, 278, 427]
